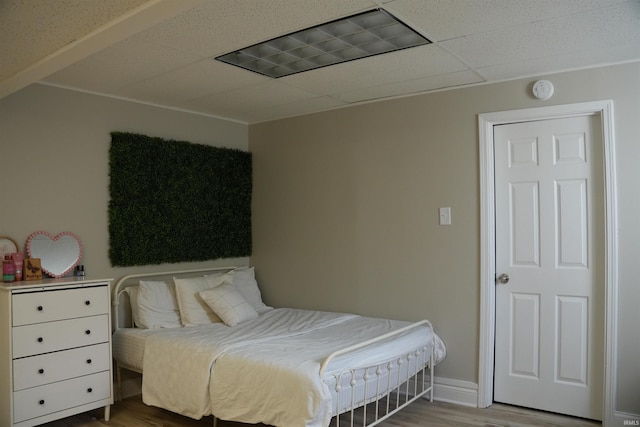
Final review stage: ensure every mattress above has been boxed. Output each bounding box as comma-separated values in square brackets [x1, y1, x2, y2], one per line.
[112, 313, 442, 376]
[112, 327, 163, 371]
[113, 308, 446, 426]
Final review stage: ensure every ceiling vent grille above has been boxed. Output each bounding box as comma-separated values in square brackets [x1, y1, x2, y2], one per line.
[215, 9, 431, 78]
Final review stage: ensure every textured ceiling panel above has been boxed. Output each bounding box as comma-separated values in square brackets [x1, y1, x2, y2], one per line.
[336, 69, 484, 103]
[0, 0, 152, 80]
[239, 96, 348, 124]
[384, 0, 629, 40]
[182, 80, 319, 117]
[111, 60, 269, 106]
[440, 2, 640, 68]
[282, 44, 470, 95]
[475, 44, 640, 81]
[44, 37, 205, 93]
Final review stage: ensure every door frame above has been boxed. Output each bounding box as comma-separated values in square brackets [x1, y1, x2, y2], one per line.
[477, 101, 618, 425]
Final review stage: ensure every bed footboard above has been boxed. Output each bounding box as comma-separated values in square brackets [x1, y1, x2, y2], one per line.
[320, 320, 436, 427]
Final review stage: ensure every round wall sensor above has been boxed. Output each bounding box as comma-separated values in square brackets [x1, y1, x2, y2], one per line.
[532, 80, 554, 100]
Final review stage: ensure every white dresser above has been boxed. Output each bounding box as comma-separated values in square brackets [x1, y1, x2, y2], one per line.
[0, 277, 114, 427]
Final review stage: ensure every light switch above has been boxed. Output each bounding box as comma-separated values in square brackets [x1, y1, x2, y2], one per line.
[439, 207, 451, 225]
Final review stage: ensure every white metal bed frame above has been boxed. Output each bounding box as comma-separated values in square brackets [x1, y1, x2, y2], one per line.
[112, 267, 436, 427]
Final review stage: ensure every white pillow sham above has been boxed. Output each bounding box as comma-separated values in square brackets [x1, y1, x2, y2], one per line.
[174, 273, 233, 326]
[136, 280, 182, 329]
[199, 283, 258, 326]
[227, 267, 272, 314]
[124, 286, 141, 328]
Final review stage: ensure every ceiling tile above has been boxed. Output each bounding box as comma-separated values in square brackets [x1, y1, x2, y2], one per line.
[337, 70, 484, 103]
[385, 0, 630, 41]
[0, 0, 151, 80]
[440, 1, 640, 68]
[181, 80, 320, 118]
[475, 44, 640, 81]
[43, 37, 204, 92]
[112, 59, 269, 104]
[283, 44, 469, 95]
[241, 96, 347, 124]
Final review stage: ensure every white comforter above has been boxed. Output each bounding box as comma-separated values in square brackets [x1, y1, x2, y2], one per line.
[141, 308, 445, 427]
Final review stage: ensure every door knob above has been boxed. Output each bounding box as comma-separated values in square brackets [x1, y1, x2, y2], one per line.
[497, 273, 510, 284]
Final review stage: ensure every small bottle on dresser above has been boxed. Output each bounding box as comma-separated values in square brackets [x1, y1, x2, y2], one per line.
[3, 255, 15, 283]
[12, 252, 23, 281]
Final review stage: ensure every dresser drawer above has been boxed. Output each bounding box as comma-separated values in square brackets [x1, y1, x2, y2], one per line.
[12, 315, 109, 358]
[12, 285, 109, 326]
[13, 370, 111, 423]
[13, 342, 110, 391]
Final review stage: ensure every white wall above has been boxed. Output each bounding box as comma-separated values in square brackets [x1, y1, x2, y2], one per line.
[250, 62, 640, 419]
[0, 83, 250, 281]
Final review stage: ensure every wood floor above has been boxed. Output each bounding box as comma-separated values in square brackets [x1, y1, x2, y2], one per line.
[41, 395, 601, 427]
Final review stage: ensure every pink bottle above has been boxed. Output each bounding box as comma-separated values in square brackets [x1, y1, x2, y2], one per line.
[12, 252, 24, 281]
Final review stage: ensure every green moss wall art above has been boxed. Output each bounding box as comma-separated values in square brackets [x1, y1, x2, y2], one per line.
[108, 132, 252, 267]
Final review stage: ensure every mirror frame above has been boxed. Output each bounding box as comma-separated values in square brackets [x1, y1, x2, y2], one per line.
[26, 231, 83, 278]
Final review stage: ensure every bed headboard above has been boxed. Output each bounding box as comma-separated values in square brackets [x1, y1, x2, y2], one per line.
[112, 266, 237, 331]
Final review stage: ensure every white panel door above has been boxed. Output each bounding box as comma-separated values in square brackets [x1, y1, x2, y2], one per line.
[493, 115, 604, 420]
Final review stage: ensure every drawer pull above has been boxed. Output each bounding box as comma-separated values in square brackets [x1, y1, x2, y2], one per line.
[85, 329, 91, 335]
[87, 387, 93, 393]
[37, 305, 43, 311]
[39, 399, 45, 405]
[37, 337, 43, 343]
[38, 368, 44, 374]
[85, 300, 91, 305]
[86, 359, 92, 364]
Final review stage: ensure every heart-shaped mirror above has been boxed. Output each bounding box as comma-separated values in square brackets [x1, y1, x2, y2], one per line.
[26, 231, 83, 278]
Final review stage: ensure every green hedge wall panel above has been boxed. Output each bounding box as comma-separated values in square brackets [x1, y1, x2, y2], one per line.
[108, 132, 252, 267]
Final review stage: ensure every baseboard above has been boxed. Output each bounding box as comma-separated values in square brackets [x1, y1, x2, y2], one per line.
[432, 376, 478, 407]
[429, 379, 640, 426]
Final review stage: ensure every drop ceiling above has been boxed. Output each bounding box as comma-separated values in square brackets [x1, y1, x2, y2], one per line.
[1, 0, 639, 124]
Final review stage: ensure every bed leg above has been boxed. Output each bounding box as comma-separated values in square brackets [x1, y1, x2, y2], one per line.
[429, 345, 435, 402]
[213, 415, 217, 427]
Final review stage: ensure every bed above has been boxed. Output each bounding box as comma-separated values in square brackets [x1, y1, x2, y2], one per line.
[111, 266, 446, 427]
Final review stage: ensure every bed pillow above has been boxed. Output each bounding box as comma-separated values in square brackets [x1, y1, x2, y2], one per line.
[229, 267, 272, 314]
[137, 280, 182, 329]
[199, 283, 258, 326]
[174, 273, 232, 326]
[124, 286, 141, 328]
